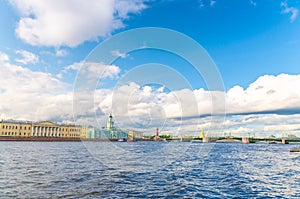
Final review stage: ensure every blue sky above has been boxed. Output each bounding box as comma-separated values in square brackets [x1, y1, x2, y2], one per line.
[1, 0, 300, 88]
[0, 0, 300, 137]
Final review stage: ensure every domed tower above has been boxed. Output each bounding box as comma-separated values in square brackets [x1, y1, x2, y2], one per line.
[107, 113, 114, 130]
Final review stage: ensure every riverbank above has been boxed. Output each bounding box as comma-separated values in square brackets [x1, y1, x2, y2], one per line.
[1, 136, 300, 143]
[0, 136, 81, 142]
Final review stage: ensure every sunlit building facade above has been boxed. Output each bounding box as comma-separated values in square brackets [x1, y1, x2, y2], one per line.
[85, 127, 95, 138]
[0, 115, 129, 139]
[128, 130, 143, 140]
[0, 120, 84, 138]
[92, 114, 128, 139]
[0, 120, 32, 137]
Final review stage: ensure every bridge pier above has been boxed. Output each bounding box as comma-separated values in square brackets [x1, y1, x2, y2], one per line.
[202, 137, 211, 143]
[282, 138, 288, 144]
[242, 137, 250, 144]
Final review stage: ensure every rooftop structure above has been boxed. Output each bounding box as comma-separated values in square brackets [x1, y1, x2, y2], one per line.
[91, 114, 128, 140]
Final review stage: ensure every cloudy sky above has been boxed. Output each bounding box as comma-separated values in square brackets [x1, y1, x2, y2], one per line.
[1, 0, 300, 137]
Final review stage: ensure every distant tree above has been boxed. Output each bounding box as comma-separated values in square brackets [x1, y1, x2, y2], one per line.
[159, 134, 171, 139]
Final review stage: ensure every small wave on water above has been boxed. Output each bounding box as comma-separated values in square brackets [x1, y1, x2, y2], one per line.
[0, 142, 299, 198]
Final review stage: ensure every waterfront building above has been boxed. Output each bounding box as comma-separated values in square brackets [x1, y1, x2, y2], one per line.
[94, 128, 110, 139]
[128, 130, 143, 140]
[0, 115, 129, 140]
[0, 120, 32, 137]
[32, 121, 81, 138]
[93, 114, 128, 139]
[0, 120, 83, 138]
[85, 127, 95, 138]
[80, 126, 96, 138]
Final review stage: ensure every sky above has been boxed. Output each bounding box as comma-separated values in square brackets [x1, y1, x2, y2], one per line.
[0, 0, 300, 137]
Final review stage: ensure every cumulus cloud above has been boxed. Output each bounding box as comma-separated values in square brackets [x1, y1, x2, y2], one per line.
[281, 1, 298, 22]
[1, 52, 300, 137]
[0, 52, 9, 62]
[226, 74, 300, 115]
[55, 49, 68, 57]
[10, 0, 147, 47]
[0, 52, 71, 121]
[15, 50, 39, 64]
[61, 61, 121, 80]
[92, 82, 176, 131]
[111, 50, 127, 58]
[93, 74, 300, 136]
[215, 114, 300, 138]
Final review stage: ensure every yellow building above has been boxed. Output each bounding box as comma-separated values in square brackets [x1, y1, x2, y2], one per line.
[0, 120, 32, 137]
[80, 126, 88, 138]
[32, 121, 81, 138]
[128, 130, 143, 140]
[0, 120, 83, 138]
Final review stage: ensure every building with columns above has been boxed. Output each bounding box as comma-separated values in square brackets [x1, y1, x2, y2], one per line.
[31, 121, 81, 138]
[0, 120, 84, 138]
[0, 115, 130, 139]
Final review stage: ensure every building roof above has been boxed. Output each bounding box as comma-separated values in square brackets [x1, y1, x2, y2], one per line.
[1, 119, 32, 124]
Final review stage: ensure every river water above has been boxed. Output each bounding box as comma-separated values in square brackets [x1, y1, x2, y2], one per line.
[0, 141, 299, 198]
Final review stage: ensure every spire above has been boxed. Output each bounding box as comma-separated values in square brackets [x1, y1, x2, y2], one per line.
[200, 128, 205, 138]
[156, 128, 159, 138]
[107, 113, 114, 130]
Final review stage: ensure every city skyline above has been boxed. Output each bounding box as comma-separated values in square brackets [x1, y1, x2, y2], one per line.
[0, 0, 300, 137]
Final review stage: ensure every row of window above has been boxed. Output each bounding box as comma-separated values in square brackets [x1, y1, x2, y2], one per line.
[32, 127, 80, 132]
[32, 133, 61, 137]
[1, 125, 30, 130]
[1, 126, 81, 132]
[0, 131, 80, 137]
[1, 132, 29, 136]
[59, 128, 80, 132]
[30, 133, 80, 137]
[70, 128, 81, 132]
[69, 134, 80, 137]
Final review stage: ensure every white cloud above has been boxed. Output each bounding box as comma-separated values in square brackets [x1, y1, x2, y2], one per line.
[226, 74, 300, 115]
[1, 52, 300, 137]
[111, 50, 127, 58]
[15, 50, 39, 64]
[264, 123, 300, 132]
[224, 126, 253, 137]
[0, 52, 9, 62]
[221, 114, 300, 138]
[10, 0, 147, 47]
[92, 73, 300, 136]
[0, 52, 71, 121]
[55, 49, 68, 57]
[61, 62, 121, 80]
[281, 1, 298, 22]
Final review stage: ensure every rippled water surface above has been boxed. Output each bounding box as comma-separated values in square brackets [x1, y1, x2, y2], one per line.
[0, 141, 300, 198]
